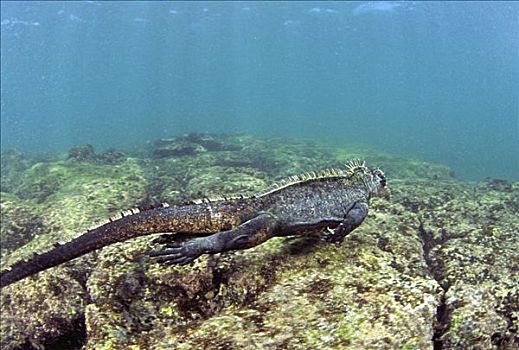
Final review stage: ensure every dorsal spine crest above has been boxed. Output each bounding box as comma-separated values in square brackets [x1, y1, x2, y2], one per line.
[257, 162, 367, 197]
[345, 160, 367, 175]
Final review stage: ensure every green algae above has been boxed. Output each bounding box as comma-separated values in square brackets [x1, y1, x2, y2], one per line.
[1, 158, 148, 349]
[0, 192, 47, 255]
[394, 178, 519, 349]
[83, 203, 439, 349]
[0, 134, 517, 350]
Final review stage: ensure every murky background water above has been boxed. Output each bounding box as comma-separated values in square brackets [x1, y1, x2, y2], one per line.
[1, 1, 518, 180]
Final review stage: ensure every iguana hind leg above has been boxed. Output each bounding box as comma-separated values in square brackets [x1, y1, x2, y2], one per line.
[151, 212, 279, 265]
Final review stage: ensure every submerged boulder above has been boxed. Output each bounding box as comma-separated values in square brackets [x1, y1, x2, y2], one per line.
[68, 144, 127, 164]
[182, 132, 241, 152]
[0, 158, 148, 349]
[68, 144, 96, 162]
[152, 139, 207, 158]
[152, 133, 242, 159]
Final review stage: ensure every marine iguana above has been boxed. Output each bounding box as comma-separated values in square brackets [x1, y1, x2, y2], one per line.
[0, 160, 387, 289]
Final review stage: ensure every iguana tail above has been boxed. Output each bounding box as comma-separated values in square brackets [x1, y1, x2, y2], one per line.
[0, 201, 245, 289]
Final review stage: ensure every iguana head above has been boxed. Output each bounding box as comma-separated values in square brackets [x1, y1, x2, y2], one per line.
[369, 167, 389, 199]
[346, 160, 389, 199]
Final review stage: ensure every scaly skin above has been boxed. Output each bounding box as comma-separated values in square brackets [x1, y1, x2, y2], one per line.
[0, 161, 387, 289]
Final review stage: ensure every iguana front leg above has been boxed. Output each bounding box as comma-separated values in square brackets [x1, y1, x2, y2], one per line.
[321, 201, 369, 244]
[151, 213, 279, 265]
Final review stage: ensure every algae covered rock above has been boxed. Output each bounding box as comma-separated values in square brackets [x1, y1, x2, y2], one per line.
[431, 182, 519, 349]
[152, 134, 242, 159]
[185, 166, 268, 198]
[0, 192, 47, 255]
[395, 178, 519, 349]
[1, 158, 148, 349]
[153, 139, 207, 158]
[182, 132, 242, 152]
[68, 144, 126, 164]
[0, 270, 87, 349]
[81, 165, 518, 350]
[68, 144, 97, 162]
[145, 137, 272, 203]
[82, 198, 440, 350]
[0, 134, 517, 350]
[95, 148, 127, 164]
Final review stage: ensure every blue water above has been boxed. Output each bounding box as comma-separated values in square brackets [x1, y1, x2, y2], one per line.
[1, 1, 518, 180]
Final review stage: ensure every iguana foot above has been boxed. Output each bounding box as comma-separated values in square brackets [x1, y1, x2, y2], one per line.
[150, 238, 206, 265]
[320, 223, 347, 244]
